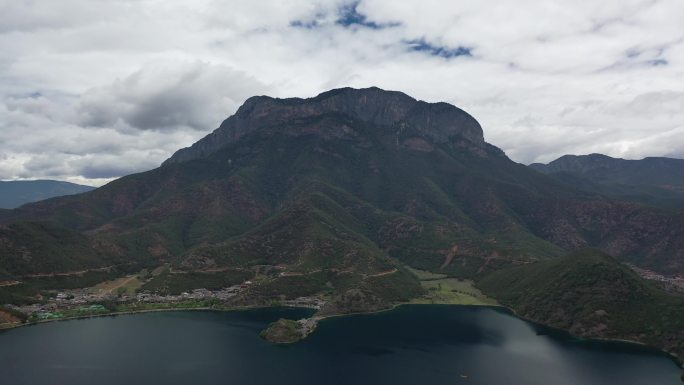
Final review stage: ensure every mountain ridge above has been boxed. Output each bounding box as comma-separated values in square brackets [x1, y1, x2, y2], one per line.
[530, 153, 684, 182]
[164, 87, 485, 165]
[530, 154, 684, 208]
[0, 180, 95, 209]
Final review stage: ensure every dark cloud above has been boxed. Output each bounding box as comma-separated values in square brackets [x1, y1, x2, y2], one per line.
[404, 39, 472, 58]
[78, 62, 268, 132]
[648, 59, 668, 66]
[290, 18, 324, 29]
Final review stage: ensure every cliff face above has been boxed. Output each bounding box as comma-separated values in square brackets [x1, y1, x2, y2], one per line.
[164, 87, 484, 165]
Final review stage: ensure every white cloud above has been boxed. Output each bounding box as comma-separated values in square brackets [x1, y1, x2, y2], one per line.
[0, 0, 683, 185]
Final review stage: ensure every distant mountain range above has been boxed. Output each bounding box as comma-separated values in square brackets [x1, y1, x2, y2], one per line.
[530, 154, 684, 208]
[1, 87, 683, 364]
[0, 180, 95, 209]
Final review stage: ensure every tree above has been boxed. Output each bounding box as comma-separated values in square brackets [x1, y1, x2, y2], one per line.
[116, 287, 127, 297]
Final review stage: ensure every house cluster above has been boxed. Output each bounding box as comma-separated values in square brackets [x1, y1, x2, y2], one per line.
[4, 285, 246, 318]
[629, 265, 684, 292]
[282, 296, 326, 310]
[4, 279, 328, 321]
[134, 286, 242, 303]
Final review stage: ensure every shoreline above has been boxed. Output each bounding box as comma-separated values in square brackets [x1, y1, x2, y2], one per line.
[0, 303, 315, 331]
[1, 301, 682, 371]
[493, 304, 684, 369]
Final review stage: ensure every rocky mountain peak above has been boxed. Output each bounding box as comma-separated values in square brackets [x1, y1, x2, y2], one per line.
[164, 87, 484, 165]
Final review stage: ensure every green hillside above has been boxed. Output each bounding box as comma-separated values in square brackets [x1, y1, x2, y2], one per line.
[478, 249, 684, 363]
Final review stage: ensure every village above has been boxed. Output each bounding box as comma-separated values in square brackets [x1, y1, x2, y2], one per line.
[4, 282, 327, 323]
[628, 265, 684, 293]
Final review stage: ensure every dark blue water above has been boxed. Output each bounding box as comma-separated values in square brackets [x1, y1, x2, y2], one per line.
[0, 305, 681, 385]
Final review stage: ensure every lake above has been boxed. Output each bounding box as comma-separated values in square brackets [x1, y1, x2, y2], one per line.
[0, 305, 681, 385]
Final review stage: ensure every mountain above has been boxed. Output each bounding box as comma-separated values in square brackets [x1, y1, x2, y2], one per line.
[478, 249, 684, 363]
[3, 87, 684, 366]
[530, 154, 684, 208]
[164, 87, 484, 164]
[1, 87, 684, 309]
[0, 180, 95, 209]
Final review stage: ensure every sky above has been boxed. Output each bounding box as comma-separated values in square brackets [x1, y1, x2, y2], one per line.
[1, 0, 683, 186]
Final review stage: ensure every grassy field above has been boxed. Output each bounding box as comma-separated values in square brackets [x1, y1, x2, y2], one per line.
[405, 266, 447, 280]
[91, 275, 144, 295]
[407, 267, 497, 306]
[88, 266, 168, 295]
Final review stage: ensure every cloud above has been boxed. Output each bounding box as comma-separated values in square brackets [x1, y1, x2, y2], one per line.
[0, 95, 204, 185]
[0, 0, 683, 185]
[487, 90, 684, 163]
[404, 39, 472, 58]
[78, 61, 268, 132]
[0, 0, 128, 33]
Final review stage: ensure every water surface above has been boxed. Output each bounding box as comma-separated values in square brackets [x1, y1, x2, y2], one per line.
[0, 306, 681, 385]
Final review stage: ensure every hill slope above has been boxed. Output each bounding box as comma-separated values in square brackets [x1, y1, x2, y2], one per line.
[0, 180, 95, 209]
[478, 249, 684, 363]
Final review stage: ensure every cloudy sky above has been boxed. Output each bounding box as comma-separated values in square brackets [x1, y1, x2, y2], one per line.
[1, 0, 683, 186]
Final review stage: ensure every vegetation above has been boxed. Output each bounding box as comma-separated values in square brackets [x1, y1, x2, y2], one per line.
[0, 284, 42, 305]
[0, 268, 137, 305]
[531, 154, 684, 208]
[478, 249, 684, 364]
[260, 318, 305, 344]
[362, 269, 424, 303]
[24, 269, 129, 290]
[414, 278, 496, 306]
[92, 275, 145, 296]
[405, 266, 447, 280]
[405, 266, 496, 306]
[0, 305, 28, 324]
[248, 272, 330, 300]
[0, 222, 114, 276]
[141, 269, 253, 295]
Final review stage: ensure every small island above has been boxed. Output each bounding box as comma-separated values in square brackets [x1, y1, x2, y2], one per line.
[260, 317, 319, 344]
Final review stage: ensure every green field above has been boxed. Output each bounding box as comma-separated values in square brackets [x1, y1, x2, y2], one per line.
[91, 275, 144, 295]
[407, 267, 497, 306]
[405, 266, 447, 280]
